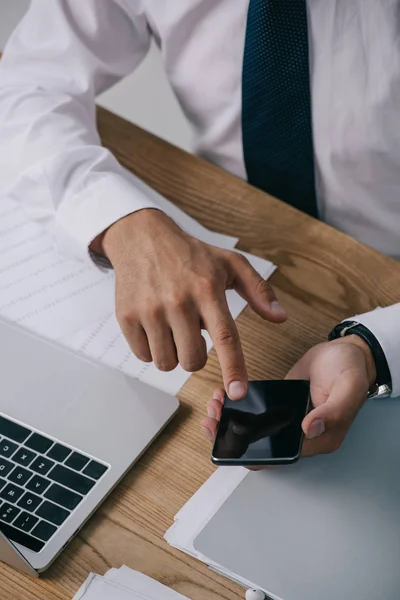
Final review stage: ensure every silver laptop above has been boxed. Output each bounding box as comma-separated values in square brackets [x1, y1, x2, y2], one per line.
[0, 317, 179, 576]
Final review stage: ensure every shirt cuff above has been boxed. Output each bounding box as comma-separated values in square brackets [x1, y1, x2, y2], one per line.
[346, 304, 400, 397]
[53, 170, 161, 264]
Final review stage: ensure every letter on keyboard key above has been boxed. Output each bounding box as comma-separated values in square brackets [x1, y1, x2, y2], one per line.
[31, 520, 57, 542]
[36, 500, 69, 526]
[26, 475, 51, 495]
[0, 416, 31, 443]
[30, 456, 55, 476]
[0, 483, 24, 503]
[8, 466, 33, 487]
[48, 465, 95, 495]
[18, 492, 42, 512]
[0, 458, 14, 478]
[0, 439, 18, 458]
[14, 511, 39, 533]
[0, 502, 20, 523]
[13, 448, 37, 467]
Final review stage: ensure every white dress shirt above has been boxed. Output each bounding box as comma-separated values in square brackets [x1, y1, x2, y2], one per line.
[0, 0, 399, 393]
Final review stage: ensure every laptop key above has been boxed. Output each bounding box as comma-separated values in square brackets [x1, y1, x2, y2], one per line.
[47, 443, 71, 463]
[0, 439, 18, 458]
[0, 483, 24, 503]
[30, 456, 55, 476]
[13, 448, 37, 467]
[0, 416, 31, 444]
[0, 478, 6, 491]
[31, 519, 57, 542]
[18, 492, 42, 512]
[45, 483, 83, 510]
[0, 502, 20, 523]
[36, 500, 70, 526]
[14, 511, 39, 533]
[8, 466, 33, 487]
[0, 522, 45, 552]
[25, 433, 53, 454]
[26, 475, 51, 495]
[83, 460, 108, 481]
[48, 464, 95, 495]
[65, 452, 90, 472]
[0, 457, 14, 478]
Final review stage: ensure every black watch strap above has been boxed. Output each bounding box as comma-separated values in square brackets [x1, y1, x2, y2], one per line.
[328, 321, 392, 390]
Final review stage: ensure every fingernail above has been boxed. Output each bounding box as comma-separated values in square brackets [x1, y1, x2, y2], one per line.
[271, 300, 287, 318]
[201, 426, 214, 441]
[207, 405, 217, 419]
[228, 381, 247, 400]
[307, 419, 326, 440]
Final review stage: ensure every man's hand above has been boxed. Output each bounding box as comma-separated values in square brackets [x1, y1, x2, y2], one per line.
[201, 335, 376, 455]
[95, 209, 287, 399]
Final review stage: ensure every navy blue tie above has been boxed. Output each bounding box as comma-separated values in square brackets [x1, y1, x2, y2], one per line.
[242, 0, 318, 217]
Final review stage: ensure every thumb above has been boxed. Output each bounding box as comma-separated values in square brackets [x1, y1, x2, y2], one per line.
[229, 253, 287, 322]
[302, 375, 367, 440]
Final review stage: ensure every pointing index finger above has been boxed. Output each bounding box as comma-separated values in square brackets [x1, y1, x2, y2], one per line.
[202, 296, 248, 400]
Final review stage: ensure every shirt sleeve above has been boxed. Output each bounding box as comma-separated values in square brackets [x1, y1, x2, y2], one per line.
[0, 0, 161, 262]
[347, 304, 400, 397]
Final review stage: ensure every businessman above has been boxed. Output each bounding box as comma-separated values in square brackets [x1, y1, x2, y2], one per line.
[0, 1, 399, 458]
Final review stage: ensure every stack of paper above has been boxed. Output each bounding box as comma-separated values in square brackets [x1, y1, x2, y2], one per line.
[1, 168, 276, 396]
[73, 566, 191, 600]
[164, 467, 267, 595]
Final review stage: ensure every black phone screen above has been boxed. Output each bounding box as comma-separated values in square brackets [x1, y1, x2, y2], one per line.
[212, 380, 310, 464]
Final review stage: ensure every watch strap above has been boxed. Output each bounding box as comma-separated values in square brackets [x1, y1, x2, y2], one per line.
[328, 321, 392, 394]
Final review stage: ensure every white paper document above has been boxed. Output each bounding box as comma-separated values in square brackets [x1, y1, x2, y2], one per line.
[73, 566, 191, 600]
[0, 197, 115, 339]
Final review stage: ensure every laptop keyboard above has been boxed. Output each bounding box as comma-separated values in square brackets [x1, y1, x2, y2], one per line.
[0, 415, 109, 553]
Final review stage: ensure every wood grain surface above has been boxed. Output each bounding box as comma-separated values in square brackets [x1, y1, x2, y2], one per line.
[1, 107, 399, 600]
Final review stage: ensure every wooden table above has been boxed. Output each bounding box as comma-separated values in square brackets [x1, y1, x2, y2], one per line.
[2, 107, 400, 600]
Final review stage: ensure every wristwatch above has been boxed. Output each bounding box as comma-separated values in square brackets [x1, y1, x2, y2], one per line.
[328, 321, 392, 399]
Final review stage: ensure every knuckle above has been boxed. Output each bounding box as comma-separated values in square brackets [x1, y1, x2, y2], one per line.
[165, 291, 191, 311]
[144, 302, 163, 321]
[233, 253, 250, 269]
[198, 275, 220, 297]
[215, 326, 237, 347]
[255, 278, 272, 297]
[116, 307, 138, 328]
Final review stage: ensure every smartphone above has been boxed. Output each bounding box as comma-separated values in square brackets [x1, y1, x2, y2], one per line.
[211, 380, 311, 466]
